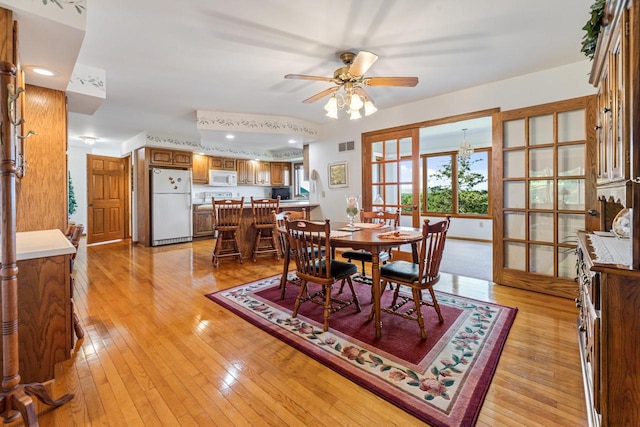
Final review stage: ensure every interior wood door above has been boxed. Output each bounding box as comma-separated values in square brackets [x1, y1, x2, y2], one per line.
[87, 154, 127, 244]
[493, 95, 597, 298]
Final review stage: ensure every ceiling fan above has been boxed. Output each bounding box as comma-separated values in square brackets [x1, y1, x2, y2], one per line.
[284, 50, 419, 118]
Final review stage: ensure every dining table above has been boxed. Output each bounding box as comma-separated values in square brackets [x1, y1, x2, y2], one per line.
[279, 220, 423, 340]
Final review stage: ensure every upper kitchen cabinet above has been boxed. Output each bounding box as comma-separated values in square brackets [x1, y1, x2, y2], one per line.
[210, 157, 236, 171]
[192, 154, 209, 184]
[236, 159, 256, 185]
[270, 162, 291, 186]
[148, 148, 193, 168]
[590, 0, 635, 206]
[255, 161, 271, 186]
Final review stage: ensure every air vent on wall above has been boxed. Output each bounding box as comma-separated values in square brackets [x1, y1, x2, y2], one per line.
[338, 141, 355, 152]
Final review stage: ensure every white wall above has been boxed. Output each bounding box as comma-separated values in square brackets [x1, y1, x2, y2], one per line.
[309, 60, 597, 239]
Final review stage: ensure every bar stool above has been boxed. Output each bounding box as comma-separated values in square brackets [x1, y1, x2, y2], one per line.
[212, 197, 245, 268]
[250, 196, 280, 262]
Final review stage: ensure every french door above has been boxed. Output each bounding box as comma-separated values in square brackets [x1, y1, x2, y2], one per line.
[493, 96, 597, 298]
[362, 128, 421, 227]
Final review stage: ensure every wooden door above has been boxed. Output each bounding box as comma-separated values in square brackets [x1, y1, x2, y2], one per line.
[493, 95, 597, 298]
[87, 155, 127, 244]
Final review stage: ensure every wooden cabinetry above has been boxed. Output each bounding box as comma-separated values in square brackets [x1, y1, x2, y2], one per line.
[255, 161, 271, 185]
[236, 159, 256, 185]
[270, 162, 291, 186]
[192, 154, 209, 184]
[210, 156, 236, 171]
[193, 205, 214, 237]
[149, 148, 193, 168]
[590, 0, 635, 208]
[576, 231, 640, 427]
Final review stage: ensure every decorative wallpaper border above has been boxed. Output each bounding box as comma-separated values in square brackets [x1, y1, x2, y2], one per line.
[145, 135, 303, 161]
[43, 0, 86, 14]
[197, 110, 321, 139]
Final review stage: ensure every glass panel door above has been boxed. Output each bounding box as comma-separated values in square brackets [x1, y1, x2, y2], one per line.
[363, 129, 420, 227]
[494, 96, 597, 298]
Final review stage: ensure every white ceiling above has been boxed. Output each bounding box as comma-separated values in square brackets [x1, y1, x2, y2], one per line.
[20, 0, 593, 151]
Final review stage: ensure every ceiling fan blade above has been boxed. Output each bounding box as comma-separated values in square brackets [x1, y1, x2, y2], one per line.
[284, 74, 335, 83]
[302, 86, 340, 103]
[348, 51, 379, 77]
[363, 77, 419, 87]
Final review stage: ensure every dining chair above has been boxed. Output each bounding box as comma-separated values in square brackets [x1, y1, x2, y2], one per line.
[250, 197, 280, 262]
[286, 218, 361, 332]
[372, 216, 451, 340]
[341, 209, 400, 277]
[211, 197, 245, 268]
[274, 209, 308, 299]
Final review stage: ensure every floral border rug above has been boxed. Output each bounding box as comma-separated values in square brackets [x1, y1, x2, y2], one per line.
[206, 273, 517, 427]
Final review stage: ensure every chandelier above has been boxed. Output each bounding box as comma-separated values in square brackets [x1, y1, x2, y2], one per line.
[458, 128, 473, 161]
[323, 82, 377, 120]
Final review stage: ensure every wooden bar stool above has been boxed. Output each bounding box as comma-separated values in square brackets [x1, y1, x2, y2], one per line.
[212, 197, 245, 268]
[250, 196, 280, 262]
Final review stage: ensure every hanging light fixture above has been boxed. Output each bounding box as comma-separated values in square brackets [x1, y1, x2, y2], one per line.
[323, 82, 377, 120]
[458, 128, 473, 161]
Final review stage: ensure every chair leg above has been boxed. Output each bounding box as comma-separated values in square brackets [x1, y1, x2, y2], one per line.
[271, 231, 280, 260]
[361, 260, 366, 275]
[292, 280, 308, 319]
[252, 229, 261, 262]
[412, 287, 427, 340]
[428, 287, 444, 324]
[73, 313, 84, 340]
[212, 234, 222, 268]
[344, 276, 361, 313]
[391, 283, 401, 306]
[322, 284, 332, 332]
[280, 255, 290, 300]
[233, 233, 243, 264]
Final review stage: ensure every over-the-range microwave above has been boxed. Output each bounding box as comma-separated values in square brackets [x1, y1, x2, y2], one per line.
[208, 170, 237, 186]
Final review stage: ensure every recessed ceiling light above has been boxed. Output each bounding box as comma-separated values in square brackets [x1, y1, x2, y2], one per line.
[28, 66, 56, 76]
[288, 139, 296, 144]
[225, 134, 235, 139]
[78, 135, 98, 145]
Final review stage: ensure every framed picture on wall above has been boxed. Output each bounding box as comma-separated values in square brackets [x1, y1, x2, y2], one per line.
[328, 161, 348, 188]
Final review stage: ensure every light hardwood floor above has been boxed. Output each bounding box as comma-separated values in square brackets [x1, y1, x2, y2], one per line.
[15, 238, 587, 426]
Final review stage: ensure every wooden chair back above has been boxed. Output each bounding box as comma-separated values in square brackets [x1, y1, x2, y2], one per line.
[212, 197, 244, 230]
[65, 222, 77, 239]
[359, 209, 400, 226]
[251, 197, 280, 226]
[274, 209, 308, 255]
[417, 216, 450, 283]
[285, 219, 333, 283]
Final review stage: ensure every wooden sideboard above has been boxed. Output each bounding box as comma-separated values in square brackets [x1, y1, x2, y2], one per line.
[0, 230, 76, 383]
[576, 231, 640, 426]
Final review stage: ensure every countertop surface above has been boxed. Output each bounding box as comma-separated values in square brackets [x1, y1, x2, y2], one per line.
[1, 229, 76, 261]
[194, 200, 318, 210]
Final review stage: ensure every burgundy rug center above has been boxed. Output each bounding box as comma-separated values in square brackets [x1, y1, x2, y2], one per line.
[255, 278, 464, 365]
[206, 273, 517, 427]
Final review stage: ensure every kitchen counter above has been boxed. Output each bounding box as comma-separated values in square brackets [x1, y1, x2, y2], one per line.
[1, 229, 76, 261]
[194, 200, 318, 211]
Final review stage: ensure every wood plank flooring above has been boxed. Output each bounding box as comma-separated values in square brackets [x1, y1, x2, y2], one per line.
[13, 238, 588, 426]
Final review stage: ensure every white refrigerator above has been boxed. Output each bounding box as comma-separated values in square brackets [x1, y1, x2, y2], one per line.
[151, 168, 193, 246]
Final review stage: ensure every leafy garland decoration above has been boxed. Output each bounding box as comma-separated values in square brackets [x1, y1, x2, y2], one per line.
[581, 0, 606, 60]
[42, 0, 86, 15]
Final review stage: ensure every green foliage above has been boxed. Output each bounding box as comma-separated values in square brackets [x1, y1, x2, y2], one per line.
[581, 0, 606, 60]
[68, 171, 77, 216]
[426, 156, 488, 215]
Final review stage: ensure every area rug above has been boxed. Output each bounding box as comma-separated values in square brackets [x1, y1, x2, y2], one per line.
[206, 273, 517, 427]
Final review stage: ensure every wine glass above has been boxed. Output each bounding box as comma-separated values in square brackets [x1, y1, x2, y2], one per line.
[345, 195, 360, 228]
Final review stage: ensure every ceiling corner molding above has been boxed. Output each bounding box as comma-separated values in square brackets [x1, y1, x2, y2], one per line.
[66, 63, 105, 114]
[196, 110, 321, 139]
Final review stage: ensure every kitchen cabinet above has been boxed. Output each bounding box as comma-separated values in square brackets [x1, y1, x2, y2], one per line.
[193, 205, 214, 237]
[192, 154, 209, 184]
[236, 159, 256, 185]
[210, 156, 236, 171]
[255, 161, 271, 185]
[270, 162, 291, 186]
[149, 148, 193, 168]
[576, 231, 640, 427]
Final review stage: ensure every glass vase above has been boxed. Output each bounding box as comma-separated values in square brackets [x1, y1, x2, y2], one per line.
[345, 195, 360, 228]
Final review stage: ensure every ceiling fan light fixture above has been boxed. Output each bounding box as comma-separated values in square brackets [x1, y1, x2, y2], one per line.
[349, 93, 364, 110]
[324, 96, 337, 113]
[349, 109, 362, 120]
[364, 100, 377, 116]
